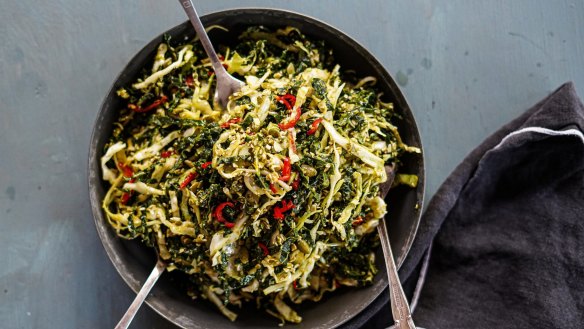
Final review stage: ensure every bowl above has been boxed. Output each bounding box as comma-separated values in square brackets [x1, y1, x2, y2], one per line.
[88, 8, 424, 329]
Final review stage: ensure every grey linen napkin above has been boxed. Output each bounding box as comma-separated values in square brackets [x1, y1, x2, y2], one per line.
[350, 82, 584, 328]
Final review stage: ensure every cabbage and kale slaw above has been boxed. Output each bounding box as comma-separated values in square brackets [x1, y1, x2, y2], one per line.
[101, 26, 420, 323]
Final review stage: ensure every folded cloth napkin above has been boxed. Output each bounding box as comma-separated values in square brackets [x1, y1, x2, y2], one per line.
[351, 82, 584, 328]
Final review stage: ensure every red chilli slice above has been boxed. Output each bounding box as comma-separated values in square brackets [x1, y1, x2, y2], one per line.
[213, 202, 236, 229]
[292, 177, 300, 191]
[180, 172, 197, 189]
[278, 108, 301, 130]
[258, 242, 269, 256]
[185, 75, 194, 87]
[220, 118, 242, 128]
[279, 157, 291, 182]
[277, 94, 301, 130]
[120, 178, 136, 205]
[131, 95, 168, 113]
[273, 200, 294, 220]
[118, 163, 133, 178]
[120, 193, 131, 204]
[307, 118, 323, 135]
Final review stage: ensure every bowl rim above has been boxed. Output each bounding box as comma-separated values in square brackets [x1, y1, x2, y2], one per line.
[88, 7, 425, 328]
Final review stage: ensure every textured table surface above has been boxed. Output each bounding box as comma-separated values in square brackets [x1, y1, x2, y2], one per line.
[1, 1, 583, 328]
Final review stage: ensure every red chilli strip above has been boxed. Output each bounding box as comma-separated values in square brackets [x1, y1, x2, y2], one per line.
[292, 177, 300, 191]
[258, 242, 269, 256]
[307, 118, 323, 135]
[120, 193, 131, 205]
[273, 200, 294, 221]
[352, 216, 364, 227]
[120, 178, 136, 205]
[293, 281, 298, 290]
[224, 221, 235, 229]
[185, 75, 194, 87]
[180, 172, 197, 189]
[269, 183, 278, 194]
[283, 94, 296, 104]
[161, 150, 173, 158]
[276, 97, 292, 110]
[118, 163, 133, 178]
[276, 94, 296, 109]
[276, 94, 299, 130]
[278, 107, 301, 130]
[279, 157, 291, 182]
[220, 117, 242, 129]
[131, 95, 168, 113]
[201, 161, 213, 169]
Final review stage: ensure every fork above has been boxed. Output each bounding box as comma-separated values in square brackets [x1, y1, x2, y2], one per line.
[177, 0, 244, 109]
[378, 164, 419, 329]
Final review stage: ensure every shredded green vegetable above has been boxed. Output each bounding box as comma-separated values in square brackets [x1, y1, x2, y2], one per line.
[101, 26, 420, 324]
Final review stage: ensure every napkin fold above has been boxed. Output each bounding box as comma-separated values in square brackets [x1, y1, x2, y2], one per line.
[354, 82, 584, 328]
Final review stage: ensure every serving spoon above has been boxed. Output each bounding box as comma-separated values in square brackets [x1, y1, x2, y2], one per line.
[115, 4, 245, 328]
[378, 164, 418, 329]
[178, 0, 245, 109]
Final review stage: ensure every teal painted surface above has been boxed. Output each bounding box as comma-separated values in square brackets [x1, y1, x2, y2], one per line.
[0, 0, 583, 328]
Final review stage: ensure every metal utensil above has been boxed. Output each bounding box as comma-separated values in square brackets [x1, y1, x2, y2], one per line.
[378, 164, 418, 329]
[178, 0, 244, 108]
[114, 258, 166, 329]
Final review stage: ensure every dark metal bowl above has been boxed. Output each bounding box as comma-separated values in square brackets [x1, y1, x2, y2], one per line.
[88, 8, 424, 329]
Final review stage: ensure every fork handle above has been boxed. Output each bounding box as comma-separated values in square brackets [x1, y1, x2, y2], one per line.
[115, 259, 166, 329]
[177, 0, 227, 76]
[378, 219, 416, 329]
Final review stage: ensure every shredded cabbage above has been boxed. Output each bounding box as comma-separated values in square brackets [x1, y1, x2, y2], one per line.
[101, 141, 126, 183]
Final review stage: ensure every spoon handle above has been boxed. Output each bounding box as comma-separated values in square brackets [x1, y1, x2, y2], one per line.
[378, 220, 416, 329]
[177, 0, 226, 76]
[115, 259, 166, 329]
